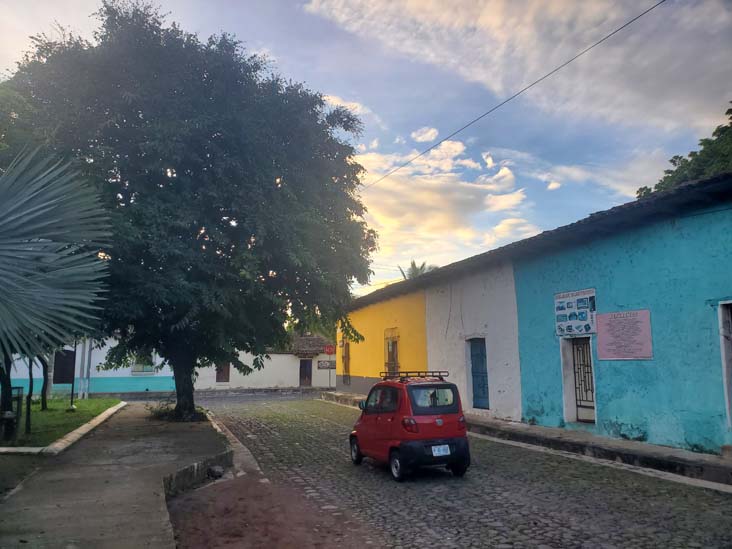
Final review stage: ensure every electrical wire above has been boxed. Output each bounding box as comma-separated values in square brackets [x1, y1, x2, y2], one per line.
[363, 0, 668, 189]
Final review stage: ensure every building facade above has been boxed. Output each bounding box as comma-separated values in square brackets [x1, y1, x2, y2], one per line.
[337, 173, 732, 454]
[425, 264, 522, 420]
[515, 202, 732, 452]
[10, 335, 336, 396]
[337, 291, 427, 394]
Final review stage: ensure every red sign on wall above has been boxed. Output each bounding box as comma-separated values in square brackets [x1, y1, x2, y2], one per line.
[323, 344, 335, 355]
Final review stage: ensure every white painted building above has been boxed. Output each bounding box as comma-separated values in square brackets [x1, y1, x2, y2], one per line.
[425, 261, 522, 420]
[9, 335, 336, 395]
[195, 352, 336, 390]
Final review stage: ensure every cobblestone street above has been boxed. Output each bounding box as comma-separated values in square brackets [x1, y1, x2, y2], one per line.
[204, 395, 732, 548]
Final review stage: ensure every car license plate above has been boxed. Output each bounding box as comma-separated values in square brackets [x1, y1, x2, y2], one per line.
[431, 444, 450, 457]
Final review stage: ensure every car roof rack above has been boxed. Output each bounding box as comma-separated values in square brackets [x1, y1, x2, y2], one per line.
[380, 371, 450, 382]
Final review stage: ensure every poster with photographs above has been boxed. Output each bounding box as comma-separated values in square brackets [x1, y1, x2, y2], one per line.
[554, 288, 596, 336]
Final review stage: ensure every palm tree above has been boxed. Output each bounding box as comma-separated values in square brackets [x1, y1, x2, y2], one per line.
[398, 260, 438, 280]
[0, 149, 109, 439]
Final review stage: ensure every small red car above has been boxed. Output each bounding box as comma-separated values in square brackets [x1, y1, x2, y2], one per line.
[349, 371, 471, 481]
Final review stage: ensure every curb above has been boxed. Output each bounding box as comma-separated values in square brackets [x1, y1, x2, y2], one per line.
[319, 391, 732, 487]
[163, 448, 234, 497]
[205, 411, 265, 477]
[465, 419, 732, 486]
[0, 401, 128, 456]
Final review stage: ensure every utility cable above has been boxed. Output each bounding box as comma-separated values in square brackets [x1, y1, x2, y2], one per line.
[363, 0, 668, 189]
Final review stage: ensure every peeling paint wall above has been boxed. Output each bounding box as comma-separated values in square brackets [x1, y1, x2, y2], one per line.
[514, 205, 732, 453]
[425, 263, 522, 420]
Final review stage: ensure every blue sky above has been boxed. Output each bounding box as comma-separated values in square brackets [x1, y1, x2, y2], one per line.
[2, 0, 731, 292]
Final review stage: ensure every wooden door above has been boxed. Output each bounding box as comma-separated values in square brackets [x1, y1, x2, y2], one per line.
[299, 359, 312, 387]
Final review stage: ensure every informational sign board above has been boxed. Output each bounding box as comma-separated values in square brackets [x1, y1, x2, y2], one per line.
[317, 360, 336, 370]
[554, 288, 596, 336]
[597, 309, 653, 360]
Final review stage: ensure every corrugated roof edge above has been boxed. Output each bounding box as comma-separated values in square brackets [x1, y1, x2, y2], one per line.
[350, 172, 732, 311]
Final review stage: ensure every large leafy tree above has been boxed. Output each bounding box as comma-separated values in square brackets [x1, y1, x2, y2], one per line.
[0, 150, 108, 438]
[637, 102, 732, 197]
[1, 1, 375, 419]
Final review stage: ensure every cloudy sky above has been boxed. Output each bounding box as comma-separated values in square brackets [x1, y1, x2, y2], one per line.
[2, 0, 731, 293]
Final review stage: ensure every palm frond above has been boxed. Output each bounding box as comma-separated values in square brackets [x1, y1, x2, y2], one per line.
[0, 149, 110, 360]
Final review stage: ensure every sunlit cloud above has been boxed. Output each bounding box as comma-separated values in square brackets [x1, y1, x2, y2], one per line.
[483, 218, 540, 247]
[475, 166, 515, 192]
[484, 188, 525, 212]
[358, 143, 536, 291]
[410, 126, 439, 143]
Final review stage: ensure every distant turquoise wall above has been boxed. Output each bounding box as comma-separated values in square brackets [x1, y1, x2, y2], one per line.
[10, 376, 175, 395]
[514, 205, 732, 453]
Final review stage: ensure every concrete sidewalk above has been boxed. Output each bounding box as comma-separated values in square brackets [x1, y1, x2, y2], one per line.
[321, 390, 732, 486]
[0, 403, 230, 548]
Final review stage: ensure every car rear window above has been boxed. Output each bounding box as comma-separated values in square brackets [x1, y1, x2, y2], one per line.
[407, 384, 459, 415]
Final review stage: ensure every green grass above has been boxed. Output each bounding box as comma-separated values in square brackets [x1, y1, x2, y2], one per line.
[11, 398, 120, 447]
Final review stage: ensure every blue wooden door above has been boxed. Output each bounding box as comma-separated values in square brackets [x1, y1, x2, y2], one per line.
[470, 338, 489, 409]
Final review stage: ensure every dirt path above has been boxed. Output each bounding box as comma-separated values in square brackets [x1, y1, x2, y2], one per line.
[168, 475, 371, 549]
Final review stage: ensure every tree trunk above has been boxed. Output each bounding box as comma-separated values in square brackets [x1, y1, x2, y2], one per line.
[1, 352, 15, 441]
[25, 358, 33, 435]
[39, 355, 49, 411]
[170, 352, 197, 421]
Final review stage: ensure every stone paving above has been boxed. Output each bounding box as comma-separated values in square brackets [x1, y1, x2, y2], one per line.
[206, 395, 732, 549]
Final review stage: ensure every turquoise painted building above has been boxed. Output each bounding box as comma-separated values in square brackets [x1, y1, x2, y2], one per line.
[513, 174, 732, 453]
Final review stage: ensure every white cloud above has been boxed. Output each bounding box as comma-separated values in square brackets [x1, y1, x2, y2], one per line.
[307, 0, 732, 133]
[475, 166, 515, 192]
[483, 218, 540, 248]
[394, 135, 406, 144]
[488, 145, 669, 197]
[482, 152, 495, 169]
[369, 138, 379, 150]
[357, 144, 535, 288]
[323, 94, 387, 129]
[411, 126, 439, 143]
[359, 139, 480, 176]
[484, 188, 526, 212]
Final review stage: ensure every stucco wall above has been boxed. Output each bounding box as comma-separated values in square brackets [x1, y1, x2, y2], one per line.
[514, 205, 732, 452]
[9, 339, 335, 393]
[337, 291, 427, 391]
[9, 339, 175, 394]
[425, 262, 522, 420]
[195, 352, 335, 389]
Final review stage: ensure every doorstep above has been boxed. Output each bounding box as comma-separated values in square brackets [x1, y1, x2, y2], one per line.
[320, 391, 732, 486]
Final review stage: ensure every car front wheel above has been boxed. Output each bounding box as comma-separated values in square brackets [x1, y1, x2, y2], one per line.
[389, 449, 405, 482]
[350, 437, 363, 465]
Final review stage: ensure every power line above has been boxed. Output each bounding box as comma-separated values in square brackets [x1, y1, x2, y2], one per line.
[363, 0, 668, 189]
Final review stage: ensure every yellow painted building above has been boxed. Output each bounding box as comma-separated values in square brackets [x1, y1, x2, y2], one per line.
[337, 290, 427, 394]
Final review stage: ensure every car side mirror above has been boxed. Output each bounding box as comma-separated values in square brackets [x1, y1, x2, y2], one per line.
[358, 400, 366, 411]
